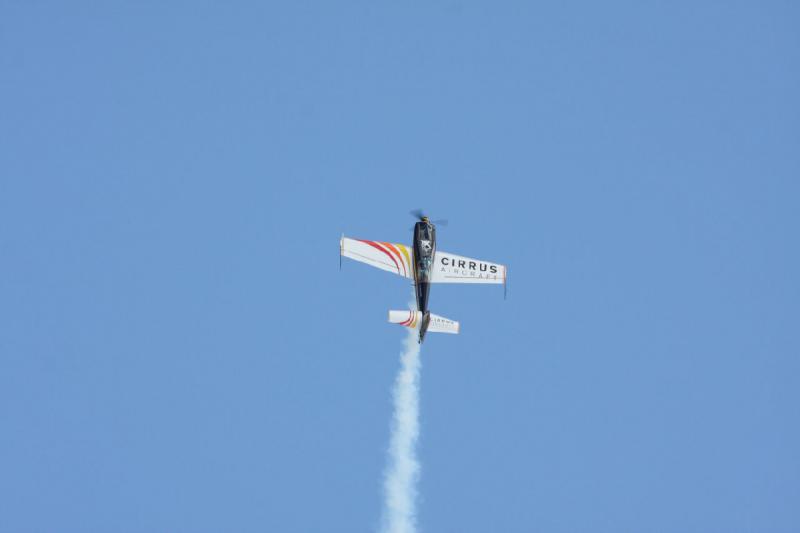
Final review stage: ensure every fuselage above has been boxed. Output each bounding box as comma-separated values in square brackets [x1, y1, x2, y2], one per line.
[412, 219, 436, 342]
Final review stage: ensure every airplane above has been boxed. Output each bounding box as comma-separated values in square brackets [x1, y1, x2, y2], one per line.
[340, 211, 507, 343]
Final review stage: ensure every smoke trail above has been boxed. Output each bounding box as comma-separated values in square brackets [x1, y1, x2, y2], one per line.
[381, 325, 422, 533]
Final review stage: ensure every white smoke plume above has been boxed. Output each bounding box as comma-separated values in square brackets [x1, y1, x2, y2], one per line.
[381, 324, 422, 533]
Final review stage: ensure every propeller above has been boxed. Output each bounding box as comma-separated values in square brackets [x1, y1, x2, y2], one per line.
[409, 209, 448, 226]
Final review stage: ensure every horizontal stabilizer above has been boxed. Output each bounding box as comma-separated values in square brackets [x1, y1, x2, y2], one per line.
[427, 313, 460, 334]
[388, 310, 422, 329]
[388, 310, 459, 334]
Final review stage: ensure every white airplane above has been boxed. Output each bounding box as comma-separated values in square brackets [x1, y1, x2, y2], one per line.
[340, 211, 507, 343]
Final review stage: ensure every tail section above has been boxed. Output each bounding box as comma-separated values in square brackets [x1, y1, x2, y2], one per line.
[388, 310, 459, 339]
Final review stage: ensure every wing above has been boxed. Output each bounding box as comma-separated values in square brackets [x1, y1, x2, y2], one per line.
[340, 237, 414, 279]
[430, 250, 507, 284]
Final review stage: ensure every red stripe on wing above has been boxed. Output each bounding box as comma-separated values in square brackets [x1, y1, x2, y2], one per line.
[357, 239, 401, 275]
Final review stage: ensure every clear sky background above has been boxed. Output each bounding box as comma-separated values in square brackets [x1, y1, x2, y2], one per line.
[1, 2, 798, 532]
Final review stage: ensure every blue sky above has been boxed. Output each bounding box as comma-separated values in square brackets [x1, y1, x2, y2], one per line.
[1, 2, 798, 531]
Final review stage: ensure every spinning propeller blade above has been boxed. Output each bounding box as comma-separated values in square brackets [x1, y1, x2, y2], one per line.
[410, 210, 447, 226]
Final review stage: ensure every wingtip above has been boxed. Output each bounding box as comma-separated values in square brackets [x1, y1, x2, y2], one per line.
[503, 265, 508, 300]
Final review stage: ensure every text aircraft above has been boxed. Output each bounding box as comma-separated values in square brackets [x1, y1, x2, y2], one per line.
[340, 211, 507, 343]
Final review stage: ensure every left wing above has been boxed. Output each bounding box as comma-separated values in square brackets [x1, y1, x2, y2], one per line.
[340, 237, 414, 279]
[431, 250, 507, 284]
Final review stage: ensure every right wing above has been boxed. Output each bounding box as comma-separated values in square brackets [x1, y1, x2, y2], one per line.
[340, 237, 414, 279]
[430, 250, 507, 284]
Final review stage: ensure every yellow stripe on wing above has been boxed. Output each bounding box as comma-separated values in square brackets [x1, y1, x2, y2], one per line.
[397, 244, 412, 276]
